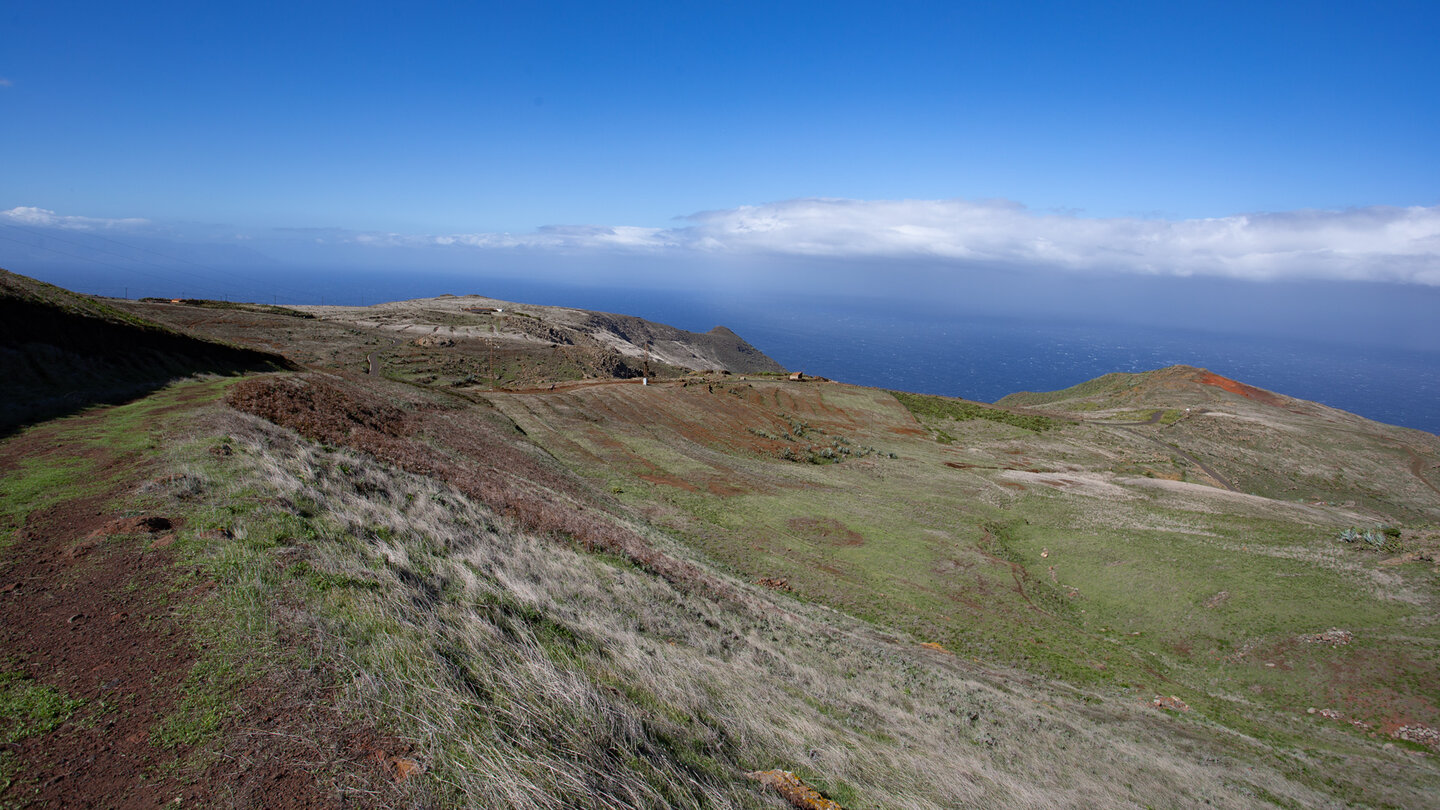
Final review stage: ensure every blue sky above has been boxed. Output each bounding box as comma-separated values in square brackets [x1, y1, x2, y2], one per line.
[2, 1, 1439, 299]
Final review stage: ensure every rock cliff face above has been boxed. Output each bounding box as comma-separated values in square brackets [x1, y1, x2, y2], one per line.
[577, 312, 784, 374]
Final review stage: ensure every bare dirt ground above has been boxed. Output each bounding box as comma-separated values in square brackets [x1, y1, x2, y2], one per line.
[0, 402, 399, 809]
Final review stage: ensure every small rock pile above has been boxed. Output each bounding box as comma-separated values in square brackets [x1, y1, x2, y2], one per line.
[1299, 628, 1352, 645]
[1152, 695, 1191, 713]
[1394, 724, 1440, 748]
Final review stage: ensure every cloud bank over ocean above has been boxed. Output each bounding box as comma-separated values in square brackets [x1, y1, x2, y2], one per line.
[2, 206, 150, 230]
[5, 199, 1440, 286]
[326, 199, 1440, 285]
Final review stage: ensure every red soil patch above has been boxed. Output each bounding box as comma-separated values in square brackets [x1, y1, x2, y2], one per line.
[0, 495, 208, 809]
[755, 577, 792, 592]
[0, 397, 402, 809]
[787, 517, 865, 547]
[748, 769, 845, 810]
[1152, 695, 1191, 713]
[706, 480, 748, 497]
[1192, 371, 1289, 408]
[228, 374, 746, 603]
[999, 482, 1026, 490]
[639, 473, 699, 492]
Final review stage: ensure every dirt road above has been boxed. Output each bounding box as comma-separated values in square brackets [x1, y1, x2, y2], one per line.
[366, 338, 401, 376]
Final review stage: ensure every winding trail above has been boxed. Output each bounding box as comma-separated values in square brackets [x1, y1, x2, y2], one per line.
[365, 338, 402, 376]
[1113, 426, 1237, 492]
[1111, 426, 1238, 490]
[1408, 451, 1440, 498]
[1101, 410, 1166, 427]
[1083, 411, 1238, 492]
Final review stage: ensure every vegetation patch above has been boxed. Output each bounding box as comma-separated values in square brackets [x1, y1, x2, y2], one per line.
[891, 390, 1057, 433]
[0, 670, 84, 745]
[139, 297, 317, 319]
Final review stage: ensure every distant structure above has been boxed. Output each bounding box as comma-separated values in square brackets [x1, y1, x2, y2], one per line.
[789, 372, 805, 381]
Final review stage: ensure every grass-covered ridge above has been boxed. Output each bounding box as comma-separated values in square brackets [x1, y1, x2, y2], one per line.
[171, 387, 1358, 808]
[139, 297, 317, 319]
[0, 268, 291, 432]
[7, 272, 1440, 807]
[890, 389, 1058, 432]
[994, 371, 1148, 408]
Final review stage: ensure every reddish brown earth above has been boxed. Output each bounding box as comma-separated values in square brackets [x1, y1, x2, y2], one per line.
[747, 769, 845, 810]
[0, 492, 206, 809]
[638, 472, 700, 492]
[0, 403, 398, 809]
[1192, 370, 1291, 409]
[787, 517, 865, 547]
[226, 373, 746, 603]
[706, 480, 749, 497]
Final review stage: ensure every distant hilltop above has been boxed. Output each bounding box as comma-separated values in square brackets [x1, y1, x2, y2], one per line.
[297, 293, 787, 378]
[2, 267, 1440, 807]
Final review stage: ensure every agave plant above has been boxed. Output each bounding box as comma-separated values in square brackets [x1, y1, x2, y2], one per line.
[1337, 527, 1387, 548]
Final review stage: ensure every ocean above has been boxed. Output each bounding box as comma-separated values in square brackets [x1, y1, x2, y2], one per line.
[29, 266, 1440, 436]
[444, 279, 1440, 437]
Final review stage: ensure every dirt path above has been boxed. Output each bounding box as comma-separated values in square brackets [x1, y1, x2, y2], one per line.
[1098, 411, 1166, 427]
[497, 377, 655, 394]
[365, 337, 402, 376]
[1104, 424, 1237, 492]
[0, 397, 397, 808]
[1078, 411, 1236, 491]
[1409, 451, 1440, 498]
[0, 418, 215, 807]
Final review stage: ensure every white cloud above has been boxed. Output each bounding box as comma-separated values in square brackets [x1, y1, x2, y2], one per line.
[0, 78, 12, 88]
[11, 200, 1438, 285]
[1, 206, 148, 230]
[384, 198, 1440, 285]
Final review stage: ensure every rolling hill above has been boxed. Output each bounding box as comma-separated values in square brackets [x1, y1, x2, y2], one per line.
[2, 270, 1437, 809]
[0, 269, 291, 434]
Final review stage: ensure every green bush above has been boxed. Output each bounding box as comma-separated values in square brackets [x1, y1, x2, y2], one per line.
[891, 391, 1056, 433]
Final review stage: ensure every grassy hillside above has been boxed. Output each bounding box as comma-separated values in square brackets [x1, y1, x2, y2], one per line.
[0, 268, 290, 433]
[4, 274, 1438, 807]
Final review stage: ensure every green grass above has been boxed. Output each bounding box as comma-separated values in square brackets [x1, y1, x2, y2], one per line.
[0, 670, 85, 745]
[480, 379, 1440, 797]
[150, 655, 248, 750]
[0, 380, 235, 553]
[139, 297, 316, 319]
[891, 390, 1058, 432]
[0, 670, 86, 803]
[0, 454, 97, 554]
[995, 371, 1144, 408]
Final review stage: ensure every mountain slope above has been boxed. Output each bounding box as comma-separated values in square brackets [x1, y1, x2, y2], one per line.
[299, 293, 787, 378]
[3, 275, 1438, 808]
[0, 268, 291, 433]
[1000, 364, 1440, 522]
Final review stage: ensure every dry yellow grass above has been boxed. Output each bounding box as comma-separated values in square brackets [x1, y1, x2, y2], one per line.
[165, 400, 1388, 809]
